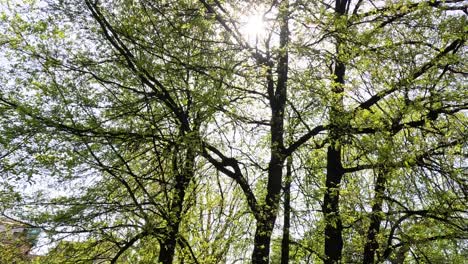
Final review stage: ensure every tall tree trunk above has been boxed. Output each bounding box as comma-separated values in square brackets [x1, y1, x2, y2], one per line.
[158, 141, 196, 264]
[323, 145, 344, 264]
[363, 170, 387, 264]
[252, 106, 286, 264]
[281, 157, 292, 264]
[252, 215, 276, 264]
[159, 228, 178, 264]
[252, 1, 289, 263]
[322, 1, 348, 263]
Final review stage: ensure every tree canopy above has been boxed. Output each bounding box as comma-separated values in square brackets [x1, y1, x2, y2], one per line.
[0, 0, 466, 263]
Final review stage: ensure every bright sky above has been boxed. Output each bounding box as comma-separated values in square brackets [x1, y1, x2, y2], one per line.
[242, 13, 266, 42]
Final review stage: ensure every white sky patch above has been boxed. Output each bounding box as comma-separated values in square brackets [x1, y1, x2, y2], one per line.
[242, 13, 266, 43]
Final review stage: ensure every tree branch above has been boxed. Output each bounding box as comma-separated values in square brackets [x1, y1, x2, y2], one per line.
[201, 143, 259, 219]
[353, 38, 465, 112]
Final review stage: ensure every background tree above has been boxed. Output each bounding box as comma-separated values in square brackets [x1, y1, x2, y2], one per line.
[1, 0, 237, 262]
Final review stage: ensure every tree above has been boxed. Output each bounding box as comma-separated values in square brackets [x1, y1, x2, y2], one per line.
[0, 0, 466, 263]
[1, 0, 223, 263]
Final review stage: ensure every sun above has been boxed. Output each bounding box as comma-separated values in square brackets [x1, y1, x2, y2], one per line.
[241, 13, 266, 43]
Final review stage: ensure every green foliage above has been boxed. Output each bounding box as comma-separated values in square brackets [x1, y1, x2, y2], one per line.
[0, 241, 31, 264]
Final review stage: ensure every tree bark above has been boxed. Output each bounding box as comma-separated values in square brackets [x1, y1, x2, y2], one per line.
[252, 1, 289, 263]
[363, 170, 387, 264]
[158, 141, 196, 264]
[322, 1, 348, 263]
[159, 230, 178, 264]
[281, 156, 292, 264]
[252, 217, 276, 263]
[252, 115, 285, 264]
[323, 145, 344, 264]
[281, 157, 292, 264]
